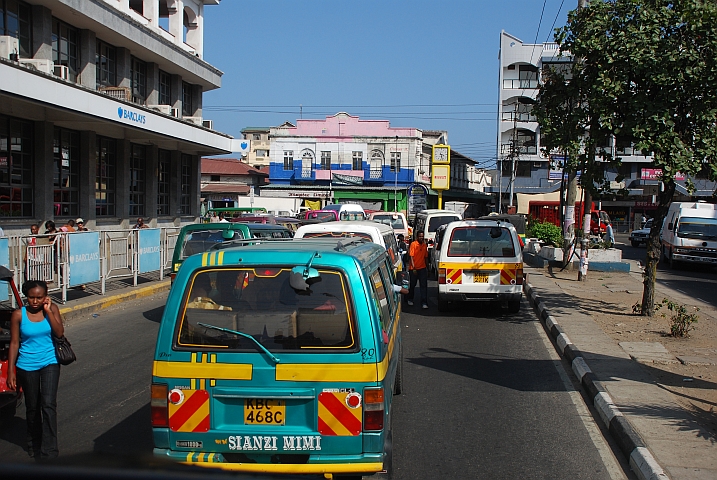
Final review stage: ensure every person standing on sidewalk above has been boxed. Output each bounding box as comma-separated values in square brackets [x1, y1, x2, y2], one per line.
[6, 280, 64, 460]
[407, 231, 429, 309]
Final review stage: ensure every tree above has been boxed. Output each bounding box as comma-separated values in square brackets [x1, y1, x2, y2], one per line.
[537, 0, 717, 315]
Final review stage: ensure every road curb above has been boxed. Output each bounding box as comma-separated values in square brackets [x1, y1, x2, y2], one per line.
[58, 280, 171, 322]
[524, 280, 670, 480]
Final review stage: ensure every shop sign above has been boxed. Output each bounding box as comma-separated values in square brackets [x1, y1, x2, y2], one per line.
[261, 190, 332, 199]
[407, 183, 429, 216]
[635, 201, 657, 207]
[431, 164, 450, 190]
[641, 168, 685, 181]
[117, 105, 147, 125]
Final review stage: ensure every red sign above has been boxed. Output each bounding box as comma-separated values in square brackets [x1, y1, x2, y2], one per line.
[641, 168, 685, 181]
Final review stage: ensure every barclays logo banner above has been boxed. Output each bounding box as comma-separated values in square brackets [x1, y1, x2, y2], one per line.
[138, 228, 161, 274]
[67, 232, 101, 287]
[117, 106, 147, 125]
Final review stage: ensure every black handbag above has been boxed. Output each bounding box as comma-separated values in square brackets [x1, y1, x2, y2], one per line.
[53, 335, 77, 365]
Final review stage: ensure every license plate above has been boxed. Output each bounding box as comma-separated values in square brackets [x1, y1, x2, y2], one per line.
[473, 274, 489, 283]
[244, 399, 286, 425]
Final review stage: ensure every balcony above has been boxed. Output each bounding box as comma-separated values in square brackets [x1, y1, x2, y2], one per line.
[501, 111, 537, 123]
[501, 143, 537, 155]
[293, 165, 314, 180]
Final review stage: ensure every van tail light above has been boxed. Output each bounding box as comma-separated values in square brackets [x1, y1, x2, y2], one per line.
[516, 272, 523, 285]
[438, 268, 446, 284]
[363, 387, 384, 431]
[151, 383, 169, 428]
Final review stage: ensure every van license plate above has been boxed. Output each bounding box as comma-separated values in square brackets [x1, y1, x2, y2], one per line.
[473, 274, 489, 283]
[244, 399, 286, 425]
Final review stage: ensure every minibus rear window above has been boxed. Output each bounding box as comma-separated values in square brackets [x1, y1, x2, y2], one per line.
[428, 216, 460, 232]
[176, 268, 355, 351]
[180, 230, 244, 259]
[447, 226, 516, 257]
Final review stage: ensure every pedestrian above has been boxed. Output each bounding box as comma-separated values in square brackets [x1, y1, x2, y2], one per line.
[59, 220, 75, 233]
[132, 217, 149, 229]
[75, 218, 88, 231]
[407, 231, 429, 309]
[6, 280, 64, 460]
[606, 221, 615, 247]
[25, 224, 40, 281]
[218, 213, 229, 223]
[396, 234, 408, 271]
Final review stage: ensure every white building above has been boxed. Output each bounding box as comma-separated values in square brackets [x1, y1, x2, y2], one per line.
[0, 0, 239, 234]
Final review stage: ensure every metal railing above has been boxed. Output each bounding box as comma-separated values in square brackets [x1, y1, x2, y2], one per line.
[503, 79, 539, 89]
[7, 227, 180, 303]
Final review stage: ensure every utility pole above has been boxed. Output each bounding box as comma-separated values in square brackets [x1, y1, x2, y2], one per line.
[575, 0, 590, 277]
[508, 102, 519, 213]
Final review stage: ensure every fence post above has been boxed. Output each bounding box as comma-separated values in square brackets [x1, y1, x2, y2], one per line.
[159, 229, 165, 281]
[133, 230, 138, 287]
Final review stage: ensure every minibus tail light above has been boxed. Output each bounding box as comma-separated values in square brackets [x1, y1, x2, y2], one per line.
[438, 268, 446, 284]
[363, 387, 384, 431]
[151, 383, 169, 428]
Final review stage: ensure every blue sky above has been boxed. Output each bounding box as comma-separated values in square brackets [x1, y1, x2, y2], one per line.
[203, 0, 571, 168]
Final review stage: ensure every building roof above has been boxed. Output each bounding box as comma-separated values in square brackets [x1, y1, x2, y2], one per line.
[200, 183, 251, 194]
[240, 127, 272, 133]
[201, 157, 268, 176]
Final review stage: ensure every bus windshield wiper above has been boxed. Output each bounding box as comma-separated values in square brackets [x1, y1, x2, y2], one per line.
[197, 323, 280, 364]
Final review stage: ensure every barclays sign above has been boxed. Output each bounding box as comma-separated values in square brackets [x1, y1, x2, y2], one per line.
[117, 106, 147, 125]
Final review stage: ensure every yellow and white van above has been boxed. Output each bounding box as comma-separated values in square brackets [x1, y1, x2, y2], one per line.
[435, 220, 523, 313]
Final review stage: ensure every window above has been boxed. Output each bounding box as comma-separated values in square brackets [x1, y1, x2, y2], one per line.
[210, 175, 220, 182]
[283, 150, 293, 171]
[447, 226, 517, 257]
[369, 150, 383, 179]
[0, 114, 33, 217]
[518, 65, 538, 88]
[253, 134, 261, 141]
[96, 137, 116, 216]
[53, 127, 79, 217]
[158, 70, 171, 106]
[516, 162, 531, 177]
[95, 39, 116, 88]
[182, 82, 193, 116]
[255, 149, 268, 157]
[177, 268, 355, 350]
[390, 152, 401, 172]
[52, 18, 79, 82]
[352, 151, 362, 170]
[129, 144, 146, 217]
[320, 151, 331, 170]
[1, 0, 32, 58]
[130, 56, 147, 104]
[180, 154, 192, 215]
[370, 269, 391, 331]
[157, 150, 170, 216]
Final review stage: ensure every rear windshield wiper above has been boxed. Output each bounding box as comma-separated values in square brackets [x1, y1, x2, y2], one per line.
[197, 323, 280, 364]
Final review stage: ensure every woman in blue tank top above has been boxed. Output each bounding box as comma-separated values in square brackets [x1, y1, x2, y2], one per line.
[6, 280, 64, 460]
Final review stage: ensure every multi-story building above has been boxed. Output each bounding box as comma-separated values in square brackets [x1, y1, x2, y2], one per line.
[492, 30, 716, 229]
[200, 157, 267, 209]
[263, 112, 424, 212]
[0, 0, 238, 234]
[240, 126, 271, 168]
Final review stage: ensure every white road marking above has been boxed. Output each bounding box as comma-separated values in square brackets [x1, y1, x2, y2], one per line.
[534, 321, 629, 480]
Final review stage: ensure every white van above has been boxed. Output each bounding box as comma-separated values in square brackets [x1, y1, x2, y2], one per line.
[369, 211, 410, 239]
[435, 220, 523, 313]
[295, 221, 402, 271]
[322, 203, 367, 221]
[661, 201, 717, 268]
[413, 209, 462, 246]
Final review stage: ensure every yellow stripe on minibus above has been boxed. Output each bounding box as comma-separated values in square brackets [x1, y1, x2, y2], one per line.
[153, 361, 253, 380]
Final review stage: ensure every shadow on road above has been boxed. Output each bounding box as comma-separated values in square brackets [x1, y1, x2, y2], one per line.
[93, 402, 154, 455]
[143, 305, 165, 323]
[407, 347, 567, 392]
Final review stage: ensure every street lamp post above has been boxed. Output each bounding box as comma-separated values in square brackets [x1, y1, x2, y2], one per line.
[394, 135, 398, 212]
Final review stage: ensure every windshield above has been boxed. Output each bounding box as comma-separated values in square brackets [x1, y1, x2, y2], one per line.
[373, 214, 405, 230]
[447, 226, 517, 257]
[302, 231, 372, 241]
[306, 211, 336, 221]
[251, 228, 292, 239]
[340, 211, 366, 221]
[180, 229, 244, 259]
[428, 215, 460, 232]
[676, 217, 717, 239]
[177, 268, 355, 351]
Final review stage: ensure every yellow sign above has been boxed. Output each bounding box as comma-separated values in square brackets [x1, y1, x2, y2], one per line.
[432, 144, 450, 164]
[431, 164, 450, 190]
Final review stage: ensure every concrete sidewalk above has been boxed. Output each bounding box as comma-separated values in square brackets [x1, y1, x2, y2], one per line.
[52, 276, 171, 323]
[525, 268, 716, 480]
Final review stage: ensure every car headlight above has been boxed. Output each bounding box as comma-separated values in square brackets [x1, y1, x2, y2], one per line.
[675, 248, 689, 254]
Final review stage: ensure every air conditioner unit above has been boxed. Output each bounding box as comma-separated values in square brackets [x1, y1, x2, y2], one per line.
[53, 65, 69, 80]
[202, 120, 213, 130]
[0, 35, 19, 60]
[18, 58, 54, 74]
[184, 116, 203, 126]
[148, 104, 172, 115]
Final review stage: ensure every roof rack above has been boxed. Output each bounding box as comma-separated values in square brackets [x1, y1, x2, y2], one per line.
[207, 237, 294, 251]
[335, 238, 369, 252]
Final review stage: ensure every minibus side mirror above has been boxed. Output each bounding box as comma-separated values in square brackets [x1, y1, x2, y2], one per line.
[222, 230, 235, 240]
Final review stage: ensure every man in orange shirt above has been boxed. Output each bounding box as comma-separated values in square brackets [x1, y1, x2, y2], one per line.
[407, 231, 429, 309]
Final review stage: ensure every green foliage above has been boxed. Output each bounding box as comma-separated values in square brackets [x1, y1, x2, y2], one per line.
[527, 221, 563, 247]
[658, 298, 699, 337]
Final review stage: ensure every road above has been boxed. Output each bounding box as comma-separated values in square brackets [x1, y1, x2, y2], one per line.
[0, 290, 629, 479]
[617, 232, 717, 308]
